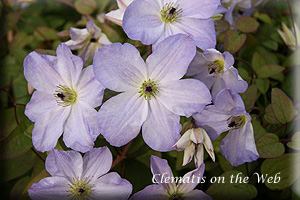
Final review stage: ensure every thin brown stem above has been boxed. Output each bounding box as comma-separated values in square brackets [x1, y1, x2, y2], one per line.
[31, 148, 45, 163]
[110, 141, 132, 170]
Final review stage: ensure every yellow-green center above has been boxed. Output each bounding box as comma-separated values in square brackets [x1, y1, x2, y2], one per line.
[161, 2, 183, 23]
[68, 178, 93, 199]
[227, 115, 247, 129]
[208, 59, 225, 75]
[169, 193, 183, 200]
[139, 79, 158, 100]
[54, 85, 77, 106]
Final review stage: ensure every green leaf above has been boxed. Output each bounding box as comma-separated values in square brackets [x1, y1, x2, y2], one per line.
[252, 52, 265, 73]
[206, 170, 258, 200]
[75, 0, 97, 15]
[256, 133, 285, 158]
[236, 17, 259, 33]
[264, 104, 281, 124]
[34, 27, 58, 41]
[253, 12, 272, 24]
[271, 88, 296, 124]
[261, 154, 300, 190]
[255, 78, 270, 94]
[256, 65, 284, 78]
[287, 132, 300, 150]
[224, 29, 247, 54]
[252, 118, 267, 140]
[0, 150, 35, 183]
[10, 176, 31, 200]
[241, 85, 257, 110]
[0, 120, 33, 160]
[262, 40, 278, 51]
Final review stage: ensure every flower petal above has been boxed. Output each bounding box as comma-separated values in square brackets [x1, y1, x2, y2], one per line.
[158, 79, 212, 117]
[93, 43, 147, 92]
[193, 107, 231, 140]
[46, 149, 83, 181]
[123, 0, 164, 45]
[173, 129, 192, 150]
[30, 105, 70, 152]
[186, 52, 207, 76]
[183, 143, 196, 166]
[56, 44, 83, 86]
[150, 156, 176, 193]
[214, 89, 245, 111]
[91, 172, 132, 200]
[194, 144, 204, 168]
[130, 184, 169, 200]
[146, 34, 196, 83]
[24, 52, 63, 93]
[142, 99, 181, 151]
[25, 91, 57, 122]
[75, 65, 105, 108]
[178, 0, 220, 19]
[28, 177, 71, 200]
[82, 147, 112, 181]
[220, 122, 259, 167]
[106, 9, 124, 26]
[98, 91, 148, 147]
[174, 18, 216, 50]
[222, 67, 248, 93]
[183, 189, 213, 200]
[177, 164, 205, 193]
[63, 102, 99, 153]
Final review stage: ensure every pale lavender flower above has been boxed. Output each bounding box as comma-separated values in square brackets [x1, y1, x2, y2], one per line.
[93, 34, 211, 152]
[28, 147, 132, 200]
[65, 20, 111, 64]
[186, 49, 248, 99]
[122, 0, 221, 50]
[24, 43, 104, 153]
[173, 128, 215, 168]
[105, 0, 134, 26]
[193, 89, 259, 167]
[131, 156, 212, 200]
[221, 0, 263, 26]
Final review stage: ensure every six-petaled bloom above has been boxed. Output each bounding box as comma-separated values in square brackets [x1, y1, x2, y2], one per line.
[24, 43, 104, 153]
[193, 89, 259, 167]
[65, 20, 111, 64]
[28, 147, 132, 200]
[93, 34, 212, 152]
[122, 0, 221, 49]
[131, 156, 212, 200]
[106, 0, 134, 26]
[186, 49, 248, 99]
[173, 128, 215, 168]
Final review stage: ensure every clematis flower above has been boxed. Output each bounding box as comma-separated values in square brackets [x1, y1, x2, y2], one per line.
[173, 128, 215, 168]
[278, 22, 300, 51]
[28, 147, 132, 200]
[65, 20, 111, 64]
[221, 0, 263, 26]
[24, 43, 105, 153]
[193, 89, 259, 167]
[93, 34, 211, 152]
[186, 49, 248, 99]
[105, 0, 134, 26]
[122, 0, 221, 50]
[131, 156, 212, 200]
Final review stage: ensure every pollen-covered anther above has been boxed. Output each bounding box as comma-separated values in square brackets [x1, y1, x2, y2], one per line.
[139, 79, 158, 100]
[161, 2, 183, 23]
[68, 178, 94, 199]
[227, 115, 247, 129]
[54, 85, 77, 106]
[208, 60, 225, 75]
